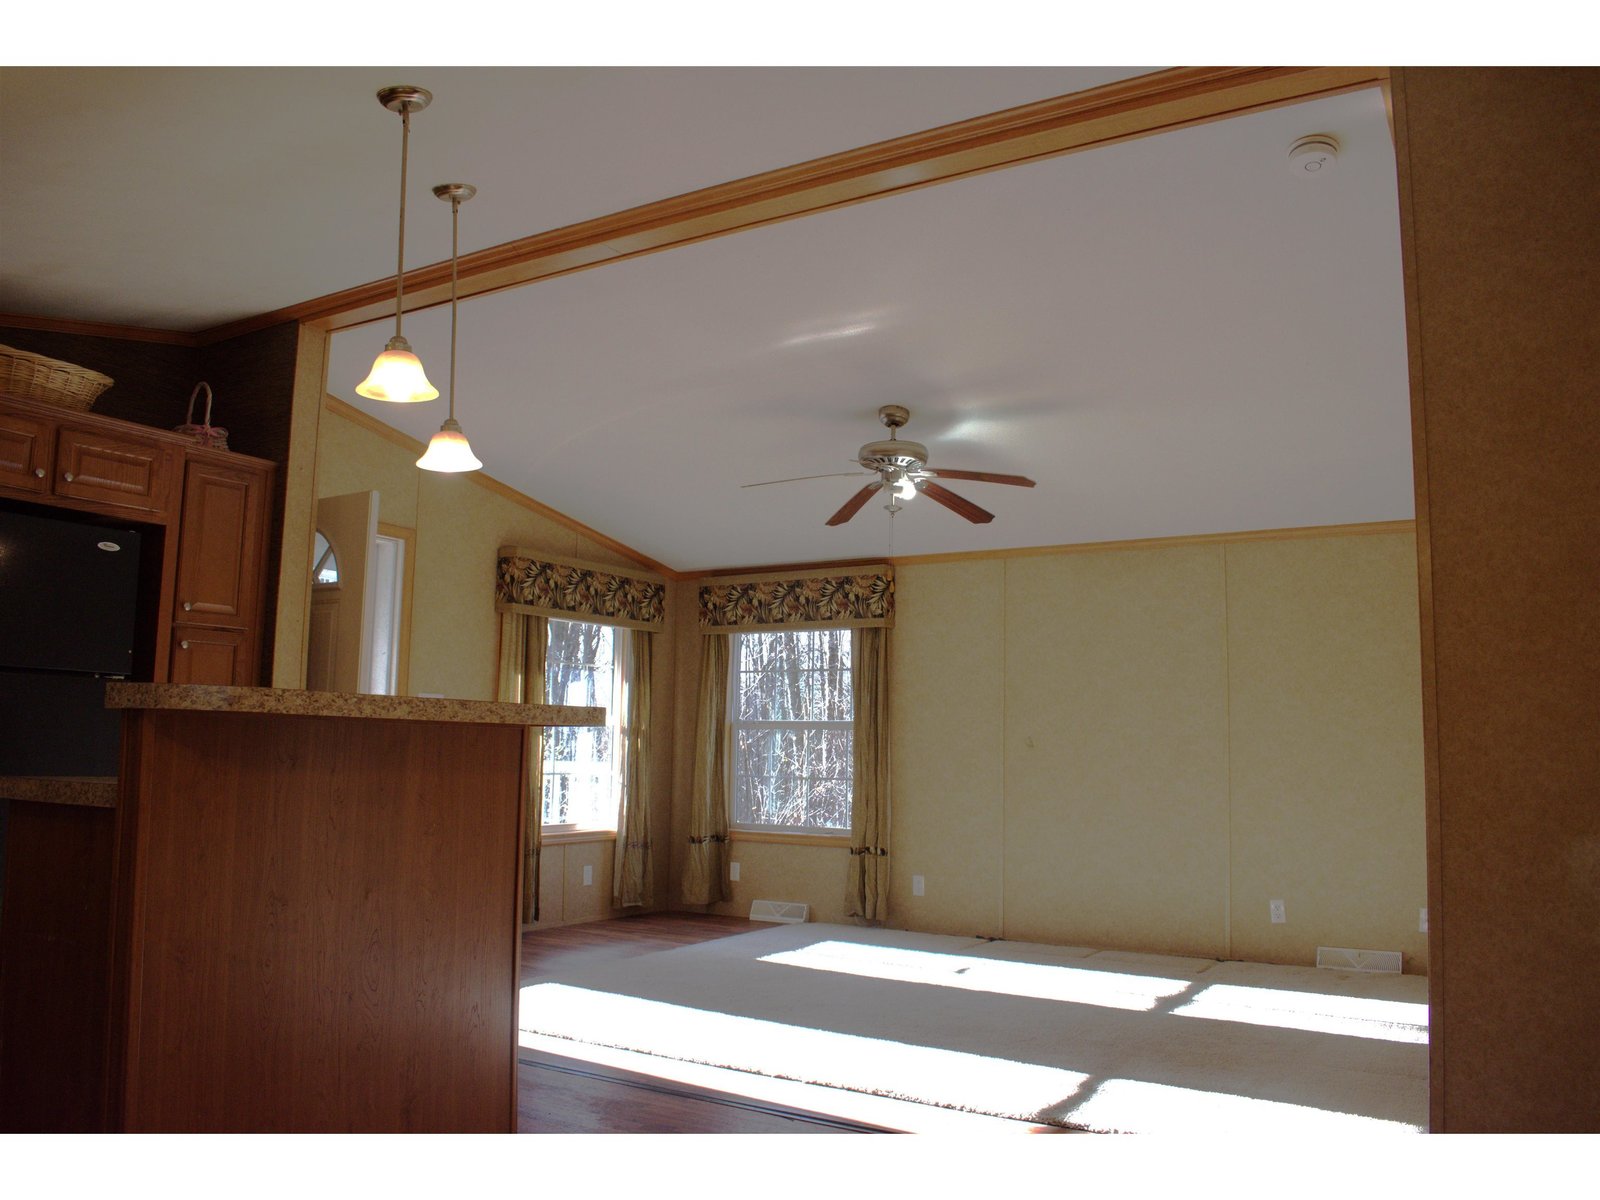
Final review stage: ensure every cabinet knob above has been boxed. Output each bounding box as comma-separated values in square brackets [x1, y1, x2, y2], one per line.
[180, 640, 191, 650]
[62, 471, 75, 483]
[34, 467, 46, 478]
[183, 601, 194, 611]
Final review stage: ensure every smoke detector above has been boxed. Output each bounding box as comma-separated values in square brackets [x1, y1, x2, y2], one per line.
[1288, 133, 1340, 178]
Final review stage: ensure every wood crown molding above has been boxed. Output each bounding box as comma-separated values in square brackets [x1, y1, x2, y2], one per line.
[202, 66, 1388, 344]
[0, 312, 200, 347]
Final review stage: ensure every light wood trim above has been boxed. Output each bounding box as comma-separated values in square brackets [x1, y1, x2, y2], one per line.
[0, 312, 200, 347]
[674, 556, 892, 582]
[1387, 69, 1443, 1129]
[885, 520, 1417, 568]
[377, 521, 416, 697]
[729, 830, 851, 849]
[540, 828, 618, 846]
[321, 394, 673, 576]
[696, 561, 892, 587]
[202, 68, 1388, 344]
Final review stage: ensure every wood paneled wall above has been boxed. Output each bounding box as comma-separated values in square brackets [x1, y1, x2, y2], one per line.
[1393, 67, 1600, 1132]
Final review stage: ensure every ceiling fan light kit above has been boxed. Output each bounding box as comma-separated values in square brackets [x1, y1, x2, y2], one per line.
[356, 85, 440, 405]
[747, 404, 1035, 527]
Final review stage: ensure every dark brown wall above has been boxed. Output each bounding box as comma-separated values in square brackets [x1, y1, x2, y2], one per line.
[1394, 67, 1600, 1132]
[0, 327, 196, 431]
[0, 322, 297, 465]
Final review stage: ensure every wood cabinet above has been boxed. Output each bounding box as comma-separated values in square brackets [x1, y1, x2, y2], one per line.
[0, 407, 52, 496]
[52, 424, 176, 516]
[0, 393, 274, 687]
[0, 402, 178, 517]
[168, 456, 272, 685]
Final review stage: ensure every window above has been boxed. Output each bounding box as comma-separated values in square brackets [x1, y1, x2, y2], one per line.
[311, 530, 339, 584]
[542, 619, 627, 831]
[729, 628, 852, 834]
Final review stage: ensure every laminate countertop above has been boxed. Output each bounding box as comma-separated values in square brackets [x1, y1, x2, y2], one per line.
[104, 683, 605, 727]
[0, 776, 118, 808]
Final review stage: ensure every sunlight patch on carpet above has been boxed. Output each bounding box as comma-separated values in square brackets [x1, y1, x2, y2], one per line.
[523, 982, 1094, 1120]
[1068, 1078, 1419, 1133]
[759, 940, 1192, 1012]
[1173, 983, 1429, 1044]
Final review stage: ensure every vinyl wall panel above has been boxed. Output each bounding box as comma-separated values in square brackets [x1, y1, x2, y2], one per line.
[887, 560, 1006, 937]
[1001, 546, 1230, 956]
[1225, 533, 1426, 968]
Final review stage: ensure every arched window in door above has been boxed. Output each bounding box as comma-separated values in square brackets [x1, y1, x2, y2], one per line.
[312, 530, 340, 585]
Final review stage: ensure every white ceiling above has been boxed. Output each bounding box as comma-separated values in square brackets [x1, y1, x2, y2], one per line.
[0, 66, 1146, 329]
[2, 68, 1414, 573]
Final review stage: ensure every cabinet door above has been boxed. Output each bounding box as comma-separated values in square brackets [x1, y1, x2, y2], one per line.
[54, 425, 174, 515]
[173, 460, 266, 626]
[168, 625, 248, 685]
[0, 408, 53, 497]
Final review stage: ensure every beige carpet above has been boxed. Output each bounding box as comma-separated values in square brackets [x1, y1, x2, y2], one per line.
[518, 923, 1428, 1133]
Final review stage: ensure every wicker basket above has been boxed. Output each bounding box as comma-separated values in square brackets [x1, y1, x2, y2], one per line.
[174, 382, 228, 450]
[0, 343, 114, 411]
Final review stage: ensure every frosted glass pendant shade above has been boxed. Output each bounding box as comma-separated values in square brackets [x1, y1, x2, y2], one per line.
[356, 336, 439, 403]
[416, 417, 483, 473]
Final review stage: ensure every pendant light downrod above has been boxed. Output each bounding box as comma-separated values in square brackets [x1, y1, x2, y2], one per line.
[356, 85, 440, 404]
[417, 181, 483, 474]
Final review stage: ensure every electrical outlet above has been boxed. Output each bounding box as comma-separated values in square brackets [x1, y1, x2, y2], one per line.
[912, 875, 925, 897]
[1419, 907, 1428, 933]
[582, 864, 593, 887]
[1269, 899, 1286, 924]
[729, 861, 740, 882]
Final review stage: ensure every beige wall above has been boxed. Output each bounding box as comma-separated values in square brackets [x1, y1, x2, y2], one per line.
[310, 400, 675, 927]
[680, 528, 1426, 972]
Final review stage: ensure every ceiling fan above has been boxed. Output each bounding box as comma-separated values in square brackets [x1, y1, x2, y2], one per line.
[743, 405, 1036, 525]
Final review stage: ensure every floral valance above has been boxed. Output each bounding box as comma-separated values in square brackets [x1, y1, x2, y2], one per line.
[496, 550, 667, 631]
[699, 568, 894, 632]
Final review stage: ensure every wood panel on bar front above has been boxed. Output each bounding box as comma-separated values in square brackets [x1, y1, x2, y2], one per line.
[110, 707, 530, 1132]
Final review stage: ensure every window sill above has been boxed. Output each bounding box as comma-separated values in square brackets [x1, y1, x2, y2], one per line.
[540, 828, 617, 846]
[730, 829, 850, 848]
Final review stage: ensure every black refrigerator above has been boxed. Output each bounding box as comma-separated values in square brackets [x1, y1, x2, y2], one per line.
[0, 506, 143, 777]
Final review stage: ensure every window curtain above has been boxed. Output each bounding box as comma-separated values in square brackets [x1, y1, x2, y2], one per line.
[613, 628, 654, 908]
[681, 633, 731, 905]
[498, 609, 548, 924]
[847, 625, 890, 924]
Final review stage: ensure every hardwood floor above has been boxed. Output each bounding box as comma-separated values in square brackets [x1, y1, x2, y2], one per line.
[517, 913, 872, 1133]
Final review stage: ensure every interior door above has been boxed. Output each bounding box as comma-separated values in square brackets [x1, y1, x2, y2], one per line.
[306, 491, 377, 693]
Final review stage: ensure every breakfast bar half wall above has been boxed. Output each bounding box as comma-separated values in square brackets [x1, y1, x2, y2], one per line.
[87, 683, 598, 1133]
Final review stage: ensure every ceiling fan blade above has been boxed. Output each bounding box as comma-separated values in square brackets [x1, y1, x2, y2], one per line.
[919, 481, 995, 524]
[826, 483, 883, 526]
[741, 471, 873, 489]
[924, 468, 1036, 487]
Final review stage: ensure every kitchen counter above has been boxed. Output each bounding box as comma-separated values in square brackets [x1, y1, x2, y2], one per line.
[0, 775, 118, 809]
[104, 682, 604, 727]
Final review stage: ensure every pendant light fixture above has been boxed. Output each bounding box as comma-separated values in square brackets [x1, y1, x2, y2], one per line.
[416, 183, 484, 473]
[356, 85, 440, 404]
